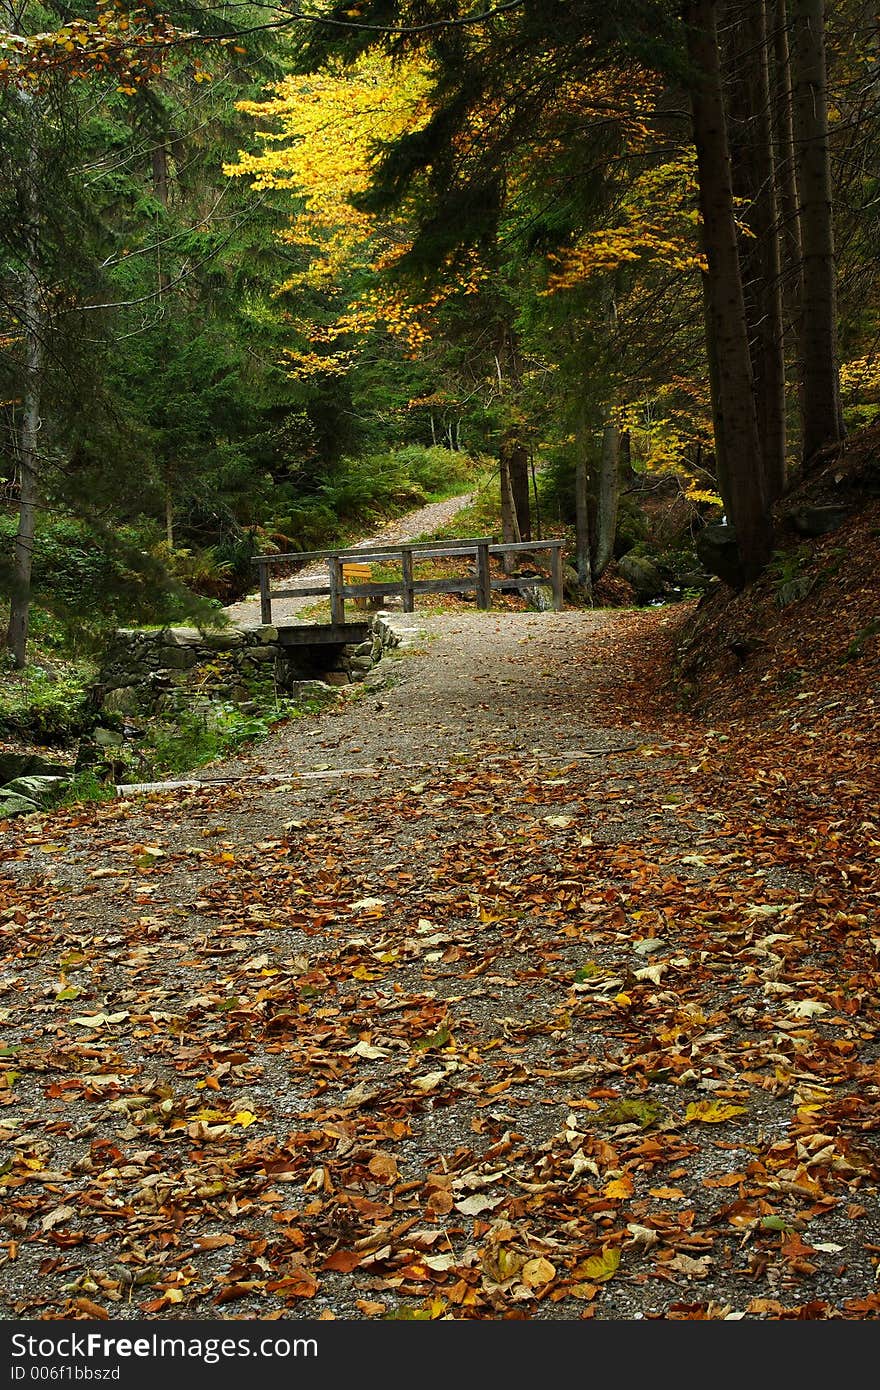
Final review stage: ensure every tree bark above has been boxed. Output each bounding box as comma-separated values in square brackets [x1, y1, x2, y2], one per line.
[499, 450, 521, 575]
[153, 137, 175, 542]
[789, 0, 843, 462]
[7, 284, 45, 669]
[507, 440, 531, 541]
[726, 0, 787, 501]
[4, 26, 46, 669]
[772, 0, 806, 435]
[574, 445, 593, 602]
[684, 0, 773, 580]
[591, 418, 620, 580]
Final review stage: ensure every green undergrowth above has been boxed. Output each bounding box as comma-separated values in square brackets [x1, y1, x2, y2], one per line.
[274, 447, 486, 553]
[0, 640, 96, 743]
[98, 690, 332, 785]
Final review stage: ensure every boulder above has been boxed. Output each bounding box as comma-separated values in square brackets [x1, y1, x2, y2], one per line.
[204, 629, 246, 650]
[158, 646, 200, 670]
[0, 793, 41, 817]
[0, 752, 69, 783]
[790, 505, 852, 537]
[2, 775, 69, 806]
[517, 582, 554, 611]
[618, 552, 664, 600]
[94, 726, 125, 748]
[101, 686, 141, 716]
[286, 680, 341, 704]
[695, 524, 745, 589]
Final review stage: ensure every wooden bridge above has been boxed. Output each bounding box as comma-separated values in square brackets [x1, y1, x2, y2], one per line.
[253, 536, 565, 629]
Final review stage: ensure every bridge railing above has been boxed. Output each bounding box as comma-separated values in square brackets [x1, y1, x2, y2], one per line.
[252, 537, 565, 625]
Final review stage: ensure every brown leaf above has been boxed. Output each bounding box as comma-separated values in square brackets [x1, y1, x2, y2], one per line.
[323, 1251, 362, 1273]
[194, 1234, 236, 1251]
[73, 1299, 110, 1319]
[368, 1152, 399, 1184]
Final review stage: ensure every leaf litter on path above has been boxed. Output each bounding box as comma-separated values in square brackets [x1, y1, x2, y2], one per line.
[1, 607, 879, 1320]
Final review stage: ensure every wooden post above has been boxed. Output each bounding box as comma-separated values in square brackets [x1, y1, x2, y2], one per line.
[549, 544, 564, 612]
[401, 546, 415, 613]
[328, 554, 345, 625]
[258, 560, 272, 625]
[475, 541, 491, 610]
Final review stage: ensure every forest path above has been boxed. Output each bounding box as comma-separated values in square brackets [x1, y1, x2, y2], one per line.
[196, 607, 641, 781]
[223, 490, 475, 628]
[3, 601, 879, 1321]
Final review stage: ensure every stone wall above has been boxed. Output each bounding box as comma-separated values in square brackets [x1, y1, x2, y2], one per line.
[95, 614, 402, 718]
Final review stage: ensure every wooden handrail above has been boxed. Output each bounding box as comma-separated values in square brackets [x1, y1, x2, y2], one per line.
[253, 537, 565, 623]
[252, 535, 495, 567]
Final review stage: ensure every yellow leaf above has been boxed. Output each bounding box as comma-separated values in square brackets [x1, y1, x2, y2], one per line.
[232, 1110, 258, 1127]
[574, 1249, 620, 1283]
[684, 1100, 747, 1124]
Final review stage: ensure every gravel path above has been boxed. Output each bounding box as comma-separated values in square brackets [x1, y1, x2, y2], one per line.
[198, 609, 635, 782]
[4, 599, 880, 1323]
[224, 492, 474, 628]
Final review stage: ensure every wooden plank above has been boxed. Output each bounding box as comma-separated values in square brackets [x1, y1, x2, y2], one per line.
[116, 766, 381, 796]
[272, 584, 336, 600]
[252, 536, 495, 567]
[550, 542, 564, 611]
[258, 560, 272, 625]
[277, 623, 370, 646]
[409, 545, 482, 560]
[336, 582, 402, 599]
[401, 546, 414, 613]
[328, 554, 345, 625]
[489, 539, 564, 555]
[410, 577, 476, 596]
[476, 540, 491, 610]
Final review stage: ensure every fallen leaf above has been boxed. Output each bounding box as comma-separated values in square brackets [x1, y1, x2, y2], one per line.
[684, 1100, 747, 1124]
[521, 1257, 556, 1289]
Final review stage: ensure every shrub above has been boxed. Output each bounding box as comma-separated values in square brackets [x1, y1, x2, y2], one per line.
[0, 657, 96, 742]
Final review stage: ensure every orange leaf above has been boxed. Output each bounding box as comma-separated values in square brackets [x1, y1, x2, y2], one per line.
[604, 1175, 634, 1200]
[73, 1298, 109, 1319]
[323, 1250, 362, 1273]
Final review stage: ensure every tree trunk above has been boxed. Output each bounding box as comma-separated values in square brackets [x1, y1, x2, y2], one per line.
[499, 451, 521, 575]
[684, 0, 772, 580]
[591, 418, 620, 580]
[700, 271, 729, 500]
[507, 440, 531, 541]
[574, 447, 593, 601]
[5, 51, 45, 669]
[530, 452, 542, 540]
[789, 0, 843, 462]
[726, 0, 787, 501]
[772, 0, 807, 436]
[7, 299, 44, 668]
